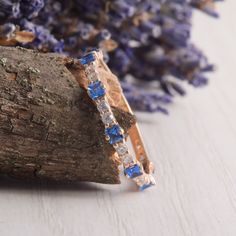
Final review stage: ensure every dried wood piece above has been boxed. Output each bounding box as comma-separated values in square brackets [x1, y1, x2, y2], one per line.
[0, 46, 135, 184]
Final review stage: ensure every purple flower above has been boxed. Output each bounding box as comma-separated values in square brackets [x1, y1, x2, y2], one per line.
[20, 0, 45, 19]
[0, 22, 16, 38]
[0, 0, 222, 113]
[0, 0, 20, 19]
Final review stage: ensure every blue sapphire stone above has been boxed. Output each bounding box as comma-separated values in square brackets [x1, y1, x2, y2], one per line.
[124, 164, 142, 178]
[79, 53, 95, 65]
[88, 81, 105, 100]
[139, 182, 154, 191]
[105, 125, 124, 144]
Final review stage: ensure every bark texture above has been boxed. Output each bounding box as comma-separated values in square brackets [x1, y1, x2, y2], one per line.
[0, 46, 135, 184]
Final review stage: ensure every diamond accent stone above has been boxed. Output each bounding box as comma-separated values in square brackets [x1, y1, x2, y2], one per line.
[123, 154, 134, 165]
[101, 112, 115, 125]
[115, 143, 128, 156]
[85, 66, 94, 74]
[97, 99, 110, 113]
[88, 74, 98, 82]
[85, 67, 98, 82]
[135, 174, 146, 185]
[135, 174, 155, 191]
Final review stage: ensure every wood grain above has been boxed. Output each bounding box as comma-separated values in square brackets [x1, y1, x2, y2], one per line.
[0, 46, 135, 184]
[0, 2, 236, 236]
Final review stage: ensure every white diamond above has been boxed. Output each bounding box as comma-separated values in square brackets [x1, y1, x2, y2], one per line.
[85, 65, 95, 74]
[97, 100, 110, 113]
[134, 174, 151, 188]
[115, 143, 128, 156]
[88, 72, 98, 82]
[85, 66, 98, 82]
[134, 174, 156, 189]
[101, 112, 115, 125]
[134, 174, 146, 186]
[123, 154, 134, 166]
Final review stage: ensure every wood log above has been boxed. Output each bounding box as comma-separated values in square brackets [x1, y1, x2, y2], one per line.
[0, 46, 135, 184]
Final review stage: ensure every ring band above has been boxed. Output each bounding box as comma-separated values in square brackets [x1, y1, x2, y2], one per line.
[79, 49, 156, 190]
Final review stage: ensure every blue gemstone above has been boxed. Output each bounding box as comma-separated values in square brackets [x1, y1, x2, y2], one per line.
[88, 81, 105, 100]
[124, 164, 142, 178]
[105, 125, 124, 144]
[139, 182, 154, 191]
[79, 53, 95, 65]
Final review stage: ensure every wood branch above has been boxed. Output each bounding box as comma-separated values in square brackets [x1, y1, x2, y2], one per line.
[0, 46, 135, 184]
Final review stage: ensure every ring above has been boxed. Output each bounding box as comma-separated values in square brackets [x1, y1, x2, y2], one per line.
[79, 49, 156, 191]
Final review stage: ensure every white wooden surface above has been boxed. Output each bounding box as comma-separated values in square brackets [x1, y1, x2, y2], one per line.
[1, 2, 236, 236]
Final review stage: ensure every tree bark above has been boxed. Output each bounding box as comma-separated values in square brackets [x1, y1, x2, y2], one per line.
[0, 46, 135, 184]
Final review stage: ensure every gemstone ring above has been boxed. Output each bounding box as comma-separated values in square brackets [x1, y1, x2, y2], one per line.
[79, 49, 156, 191]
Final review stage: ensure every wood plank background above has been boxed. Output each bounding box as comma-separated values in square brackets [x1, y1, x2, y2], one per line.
[0, 2, 235, 236]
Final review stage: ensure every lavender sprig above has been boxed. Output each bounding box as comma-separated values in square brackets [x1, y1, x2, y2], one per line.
[0, 0, 222, 113]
